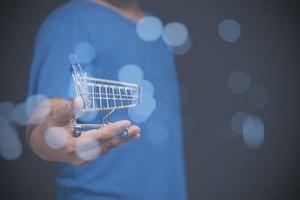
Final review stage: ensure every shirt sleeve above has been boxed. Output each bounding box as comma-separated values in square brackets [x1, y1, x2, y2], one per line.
[28, 14, 85, 99]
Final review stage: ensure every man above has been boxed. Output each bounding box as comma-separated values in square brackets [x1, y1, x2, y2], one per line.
[28, 0, 187, 199]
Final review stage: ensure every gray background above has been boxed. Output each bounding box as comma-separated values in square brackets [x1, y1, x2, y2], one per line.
[0, 0, 299, 199]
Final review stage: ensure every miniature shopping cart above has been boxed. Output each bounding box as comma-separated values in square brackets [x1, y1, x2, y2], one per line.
[69, 54, 141, 137]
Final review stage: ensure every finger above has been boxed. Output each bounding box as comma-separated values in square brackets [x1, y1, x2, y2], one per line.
[50, 97, 84, 126]
[101, 125, 141, 154]
[69, 124, 140, 163]
[82, 120, 132, 142]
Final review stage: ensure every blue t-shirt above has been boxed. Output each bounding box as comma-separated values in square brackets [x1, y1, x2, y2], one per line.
[29, 0, 186, 199]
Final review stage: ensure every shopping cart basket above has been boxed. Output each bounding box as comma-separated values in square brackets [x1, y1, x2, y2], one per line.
[69, 54, 141, 137]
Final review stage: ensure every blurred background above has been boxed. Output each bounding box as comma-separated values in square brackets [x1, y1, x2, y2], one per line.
[0, 0, 300, 199]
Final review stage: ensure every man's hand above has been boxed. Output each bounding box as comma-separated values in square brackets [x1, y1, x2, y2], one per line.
[26, 97, 141, 166]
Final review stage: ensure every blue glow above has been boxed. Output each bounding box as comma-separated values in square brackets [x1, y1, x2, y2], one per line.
[231, 111, 248, 134]
[0, 124, 22, 160]
[128, 93, 156, 123]
[118, 64, 144, 84]
[74, 41, 97, 65]
[242, 115, 265, 149]
[228, 70, 250, 95]
[141, 80, 154, 96]
[136, 16, 163, 42]
[247, 85, 269, 109]
[0, 101, 14, 123]
[218, 19, 241, 42]
[146, 120, 169, 145]
[162, 22, 189, 47]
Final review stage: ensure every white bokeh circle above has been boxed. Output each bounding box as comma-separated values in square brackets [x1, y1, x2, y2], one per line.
[218, 19, 241, 42]
[136, 16, 163, 42]
[74, 41, 97, 65]
[0, 101, 14, 123]
[75, 137, 101, 161]
[162, 22, 189, 47]
[44, 127, 70, 149]
[140, 79, 154, 96]
[228, 70, 250, 95]
[118, 64, 144, 84]
[242, 115, 265, 149]
[0, 124, 23, 160]
[26, 95, 51, 125]
[231, 111, 249, 134]
[12, 103, 28, 125]
[128, 93, 156, 123]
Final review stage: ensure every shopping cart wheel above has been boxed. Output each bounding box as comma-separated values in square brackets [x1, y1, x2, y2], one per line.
[73, 129, 81, 137]
[120, 127, 129, 139]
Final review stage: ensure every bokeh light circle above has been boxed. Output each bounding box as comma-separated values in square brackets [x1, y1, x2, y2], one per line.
[242, 115, 265, 149]
[136, 16, 163, 42]
[75, 137, 101, 161]
[162, 22, 189, 47]
[74, 41, 97, 65]
[128, 93, 156, 123]
[26, 95, 51, 125]
[247, 85, 269, 109]
[128, 109, 150, 123]
[0, 101, 14, 123]
[228, 70, 250, 94]
[172, 38, 192, 55]
[218, 19, 241, 42]
[231, 111, 248, 134]
[118, 64, 144, 84]
[140, 79, 154, 96]
[0, 124, 22, 160]
[12, 103, 28, 125]
[44, 127, 70, 149]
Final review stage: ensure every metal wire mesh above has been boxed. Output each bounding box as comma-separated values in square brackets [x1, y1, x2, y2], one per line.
[73, 74, 140, 112]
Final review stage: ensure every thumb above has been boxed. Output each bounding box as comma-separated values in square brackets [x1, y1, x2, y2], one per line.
[72, 96, 85, 116]
[51, 97, 84, 126]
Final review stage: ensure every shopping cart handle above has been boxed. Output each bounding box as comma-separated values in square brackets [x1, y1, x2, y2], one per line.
[69, 53, 80, 65]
